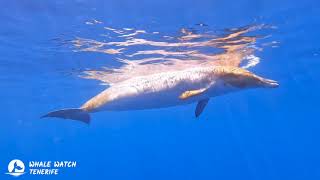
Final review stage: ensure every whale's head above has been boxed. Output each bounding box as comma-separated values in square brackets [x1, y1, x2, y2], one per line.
[214, 66, 279, 90]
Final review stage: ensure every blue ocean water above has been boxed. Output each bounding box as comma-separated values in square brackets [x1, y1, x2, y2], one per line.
[1, 0, 320, 179]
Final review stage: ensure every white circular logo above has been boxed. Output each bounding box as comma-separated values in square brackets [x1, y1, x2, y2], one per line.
[6, 159, 25, 177]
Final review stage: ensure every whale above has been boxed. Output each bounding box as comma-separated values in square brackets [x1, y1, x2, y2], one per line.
[42, 65, 278, 124]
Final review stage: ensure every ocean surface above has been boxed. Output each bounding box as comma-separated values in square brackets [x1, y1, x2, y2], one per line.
[1, 0, 320, 179]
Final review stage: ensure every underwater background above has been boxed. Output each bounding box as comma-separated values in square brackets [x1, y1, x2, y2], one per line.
[1, 0, 320, 179]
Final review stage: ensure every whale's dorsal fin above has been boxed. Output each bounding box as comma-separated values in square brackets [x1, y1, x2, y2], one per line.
[179, 88, 207, 100]
[195, 98, 209, 117]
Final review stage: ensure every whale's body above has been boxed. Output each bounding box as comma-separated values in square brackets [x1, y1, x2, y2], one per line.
[42, 66, 278, 123]
[82, 67, 229, 111]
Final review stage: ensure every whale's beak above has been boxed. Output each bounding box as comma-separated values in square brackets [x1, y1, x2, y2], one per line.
[259, 78, 279, 88]
[218, 66, 279, 89]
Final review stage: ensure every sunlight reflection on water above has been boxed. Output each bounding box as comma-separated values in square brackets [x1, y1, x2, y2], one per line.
[66, 22, 278, 85]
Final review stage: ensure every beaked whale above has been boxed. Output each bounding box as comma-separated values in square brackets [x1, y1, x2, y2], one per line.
[42, 66, 278, 124]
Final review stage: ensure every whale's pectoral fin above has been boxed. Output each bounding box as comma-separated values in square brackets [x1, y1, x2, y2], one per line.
[179, 88, 207, 100]
[41, 108, 90, 124]
[195, 98, 210, 118]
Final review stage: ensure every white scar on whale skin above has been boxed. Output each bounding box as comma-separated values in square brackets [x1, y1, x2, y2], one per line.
[43, 24, 279, 123]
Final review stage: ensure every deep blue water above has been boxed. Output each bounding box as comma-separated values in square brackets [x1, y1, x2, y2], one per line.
[1, 0, 320, 179]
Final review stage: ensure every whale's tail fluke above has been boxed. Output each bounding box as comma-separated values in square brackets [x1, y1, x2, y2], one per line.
[41, 108, 90, 124]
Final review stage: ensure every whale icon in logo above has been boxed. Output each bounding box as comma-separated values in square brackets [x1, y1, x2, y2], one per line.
[6, 159, 25, 177]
